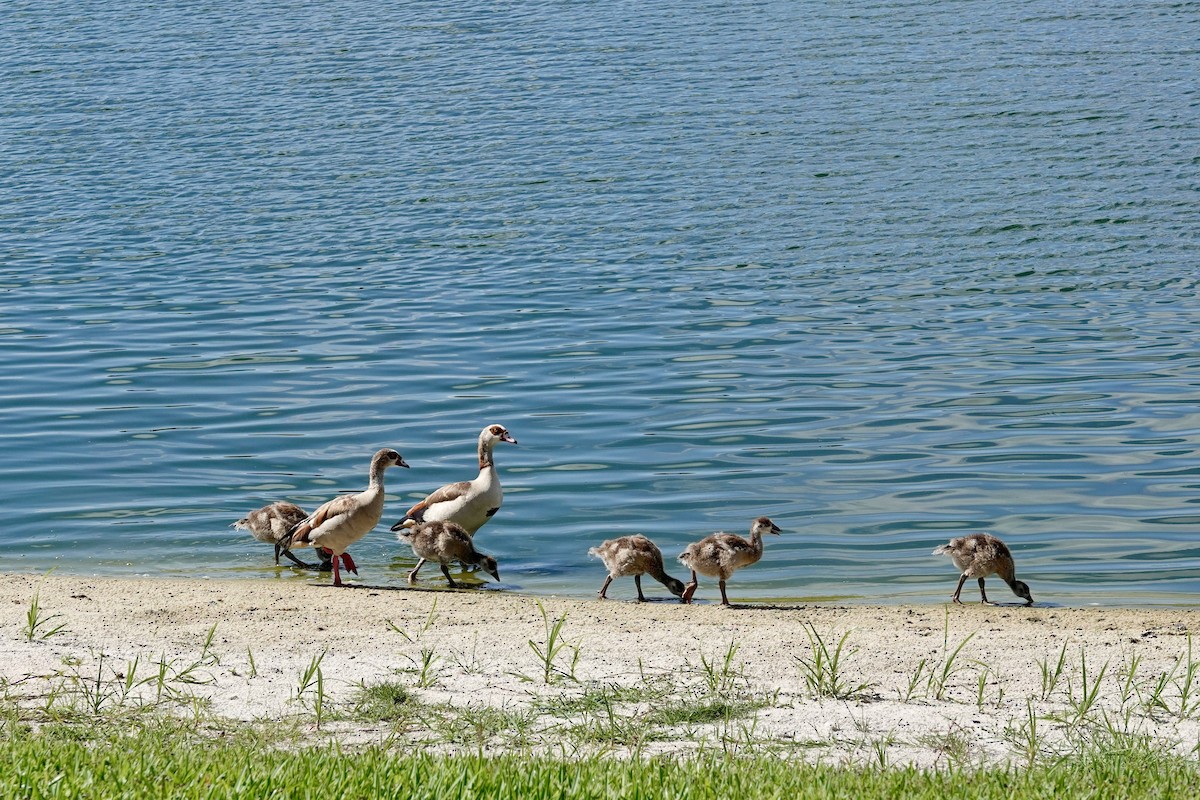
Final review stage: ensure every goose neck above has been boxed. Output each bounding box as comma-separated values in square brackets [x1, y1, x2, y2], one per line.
[478, 437, 495, 469]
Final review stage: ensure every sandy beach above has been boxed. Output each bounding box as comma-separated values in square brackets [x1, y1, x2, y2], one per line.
[3, 572, 1198, 767]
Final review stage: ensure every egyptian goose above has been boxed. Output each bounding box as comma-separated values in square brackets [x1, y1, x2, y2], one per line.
[933, 533, 1034, 606]
[390, 424, 516, 536]
[290, 448, 409, 586]
[589, 534, 686, 602]
[399, 520, 500, 588]
[678, 516, 782, 606]
[232, 500, 330, 570]
[389, 424, 515, 575]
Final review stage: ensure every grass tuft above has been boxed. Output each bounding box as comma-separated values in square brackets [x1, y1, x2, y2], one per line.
[24, 590, 68, 643]
[527, 600, 580, 685]
[795, 623, 876, 701]
[353, 680, 416, 723]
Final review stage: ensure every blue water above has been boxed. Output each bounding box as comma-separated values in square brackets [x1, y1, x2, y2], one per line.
[3, 0, 1199, 606]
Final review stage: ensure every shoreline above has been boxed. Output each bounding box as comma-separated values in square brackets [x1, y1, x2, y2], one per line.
[3, 572, 1199, 766]
[10, 561, 1200, 611]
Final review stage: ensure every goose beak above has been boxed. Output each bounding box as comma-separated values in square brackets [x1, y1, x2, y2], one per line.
[397, 457, 411, 468]
[771, 524, 782, 535]
[501, 433, 517, 445]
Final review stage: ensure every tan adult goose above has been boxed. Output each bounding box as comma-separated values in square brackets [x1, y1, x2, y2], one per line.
[232, 500, 330, 570]
[933, 533, 1033, 606]
[589, 534, 686, 602]
[678, 516, 782, 606]
[389, 424, 516, 536]
[290, 448, 409, 586]
[399, 520, 500, 588]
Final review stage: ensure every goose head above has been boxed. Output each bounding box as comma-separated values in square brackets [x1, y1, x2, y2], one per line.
[483, 424, 518, 446]
[1012, 580, 1034, 606]
[753, 516, 782, 536]
[477, 554, 501, 582]
[377, 449, 410, 469]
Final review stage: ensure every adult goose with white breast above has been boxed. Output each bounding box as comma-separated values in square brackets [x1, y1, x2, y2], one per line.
[290, 448, 409, 587]
[933, 532, 1033, 606]
[678, 516, 782, 606]
[400, 520, 501, 588]
[232, 500, 330, 571]
[389, 424, 517, 537]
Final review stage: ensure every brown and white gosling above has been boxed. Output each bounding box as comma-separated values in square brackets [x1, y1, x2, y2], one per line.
[678, 516, 782, 606]
[232, 500, 330, 570]
[399, 520, 500, 588]
[289, 448, 409, 587]
[933, 533, 1034, 606]
[589, 534, 686, 602]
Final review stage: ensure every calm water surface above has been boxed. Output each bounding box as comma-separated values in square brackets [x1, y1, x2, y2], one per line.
[2, 1, 1199, 605]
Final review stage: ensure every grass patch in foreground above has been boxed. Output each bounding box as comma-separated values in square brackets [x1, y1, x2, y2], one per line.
[5, 723, 1200, 800]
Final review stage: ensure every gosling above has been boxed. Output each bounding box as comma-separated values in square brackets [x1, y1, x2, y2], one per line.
[589, 534, 686, 602]
[232, 501, 330, 571]
[678, 516, 782, 606]
[933, 532, 1034, 606]
[400, 520, 500, 588]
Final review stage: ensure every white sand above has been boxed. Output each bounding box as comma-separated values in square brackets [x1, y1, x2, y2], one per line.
[3, 572, 1198, 766]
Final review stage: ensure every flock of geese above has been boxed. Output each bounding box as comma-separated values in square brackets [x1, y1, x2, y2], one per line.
[234, 423, 1036, 607]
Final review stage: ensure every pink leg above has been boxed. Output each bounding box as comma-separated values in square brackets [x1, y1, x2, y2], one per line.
[341, 551, 358, 575]
[597, 575, 613, 599]
[331, 554, 343, 587]
[681, 570, 699, 604]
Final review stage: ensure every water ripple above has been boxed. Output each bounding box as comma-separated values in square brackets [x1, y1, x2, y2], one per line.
[2, 0, 1199, 604]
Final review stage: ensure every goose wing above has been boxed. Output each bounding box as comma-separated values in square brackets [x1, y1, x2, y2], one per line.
[291, 494, 357, 546]
[390, 480, 472, 530]
[708, 533, 752, 555]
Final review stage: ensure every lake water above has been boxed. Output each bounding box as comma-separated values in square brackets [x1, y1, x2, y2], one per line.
[3, 0, 1199, 606]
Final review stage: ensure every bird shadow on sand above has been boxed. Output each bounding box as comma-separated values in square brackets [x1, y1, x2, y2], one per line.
[696, 602, 808, 612]
[594, 596, 688, 605]
[323, 581, 508, 595]
[680, 600, 1059, 612]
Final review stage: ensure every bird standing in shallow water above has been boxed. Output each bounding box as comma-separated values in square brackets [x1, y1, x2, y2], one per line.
[589, 534, 686, 602]
[390, 424, 515, 574]
[290, 448, 409, 587]
[232, 500, 331, 570]
[933, 532, 1033, 606]
[389, 424, 516, 536]
[678, 516, 782, 606]
[400, 520, 500, 588]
